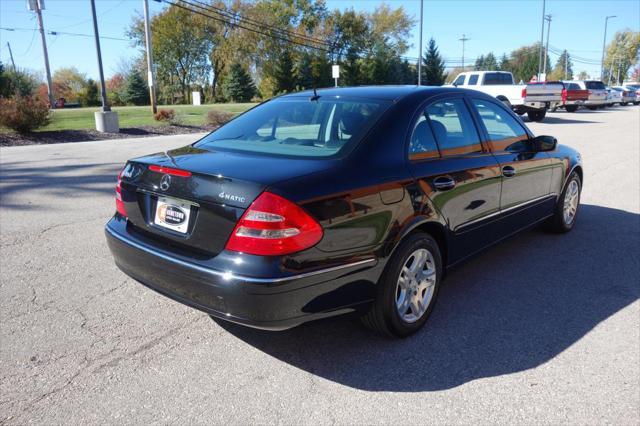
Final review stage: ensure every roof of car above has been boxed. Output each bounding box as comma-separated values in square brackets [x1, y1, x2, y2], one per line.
[281, 85, 462, 101]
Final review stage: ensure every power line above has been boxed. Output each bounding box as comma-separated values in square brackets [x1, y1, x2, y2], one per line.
[0, 26, 129, 42]
[159, 0, 332, 53]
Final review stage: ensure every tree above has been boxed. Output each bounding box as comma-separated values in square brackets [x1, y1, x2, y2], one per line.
[274, 48, 296, 94]
[422, 38, 446, 86]
[77, 79, 100, 107]
[577, 71, 589, 80]
[498, 53, 511, 72]
[128, 5, 211, 103]
[483, 53, 498, 70]
[0, 64, 39, 98]
[548, 50, 573, 81]
[223, 63, 256, 102]
[294, 52, 314, 90]
[506, 43, 548, 83]
[124, 69, 149, 105]
[474, 54, 485, 71]
[106, 73, 127, 106]
[52, 67, 87, 102]
[603, 29, 640, 84]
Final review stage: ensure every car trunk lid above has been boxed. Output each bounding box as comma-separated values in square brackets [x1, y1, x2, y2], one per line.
[118, 145, 334, 257]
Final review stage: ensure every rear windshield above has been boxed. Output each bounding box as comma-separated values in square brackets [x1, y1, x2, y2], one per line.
[566, 83, 580, 90]
[483, 73, 513, 85]
[195, 97, 390, 158]
[585, 81, 606, 90]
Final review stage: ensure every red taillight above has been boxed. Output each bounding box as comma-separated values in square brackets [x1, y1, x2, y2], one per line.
[521, 88, 527, 98]
[225, 191, 323, 256]
[115, 169, 127, 217]
[148, 164, 192, 177]
[561, 89, 567, 102]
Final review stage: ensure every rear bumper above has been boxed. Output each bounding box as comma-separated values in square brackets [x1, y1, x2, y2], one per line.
[105, 221, 378, 330]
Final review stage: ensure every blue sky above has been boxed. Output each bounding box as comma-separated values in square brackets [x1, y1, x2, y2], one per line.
[1, 0, 638, 80]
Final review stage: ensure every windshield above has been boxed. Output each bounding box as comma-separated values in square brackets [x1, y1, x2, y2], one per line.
[195, 97, 391, 158]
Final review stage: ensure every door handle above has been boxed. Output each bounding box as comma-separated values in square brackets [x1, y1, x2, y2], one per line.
[502, 166, 516, 178]
[433, 176, 456, 191]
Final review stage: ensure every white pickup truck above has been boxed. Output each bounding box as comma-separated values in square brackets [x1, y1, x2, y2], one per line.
[449, 71, 563, 122]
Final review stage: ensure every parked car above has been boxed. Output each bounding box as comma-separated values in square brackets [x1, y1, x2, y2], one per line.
[572, 80, 608, 109]
[551, 81, 589, 112]
[606, 87, 622, 106]
[105, 86, 583, 337]
[612, 86, 637, 105]
[450, 71, 563, 122]
[622, 82, 640, 105]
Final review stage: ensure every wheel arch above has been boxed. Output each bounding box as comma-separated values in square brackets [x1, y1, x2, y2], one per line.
[389, 218, 450, 269]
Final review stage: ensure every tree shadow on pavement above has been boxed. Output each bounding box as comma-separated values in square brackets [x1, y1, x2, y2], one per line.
[216, 204, 639, 392]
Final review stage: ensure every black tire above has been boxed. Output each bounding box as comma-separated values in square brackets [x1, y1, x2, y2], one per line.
[361, 232, 443, 338]
[565, 105, 578, 113]
[587, 106, 598, 110]
[546, 172, 581, 233]
[527, 109, 547, 122]
[633, 102, 639, 105]
[621, 102, 628, 106]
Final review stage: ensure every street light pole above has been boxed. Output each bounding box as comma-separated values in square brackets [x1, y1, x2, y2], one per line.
[417, 0, 423, 85]
[143, 0, 157, 114]
[90, 0, 109, 112]
[601, 15, 616, 81]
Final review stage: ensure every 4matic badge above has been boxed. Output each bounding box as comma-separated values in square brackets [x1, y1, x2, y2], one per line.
[218, 191, 246, 203]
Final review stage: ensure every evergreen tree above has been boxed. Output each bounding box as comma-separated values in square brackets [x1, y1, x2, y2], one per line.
[499, 53, 511, 71]
[124, 70, 149, 106]
[549, 50, 573, 80]
[422, 38, 446, 86]
[294, 53, 314, 90]
[484, 52, 498, 70]
[78, 78, 100, 106]
[474, 55, 485, 71]
[223, 63, 256, 102]
[274, 48, 296, 94]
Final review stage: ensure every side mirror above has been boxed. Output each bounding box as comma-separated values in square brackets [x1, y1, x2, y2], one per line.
[530, 135, 557, 152]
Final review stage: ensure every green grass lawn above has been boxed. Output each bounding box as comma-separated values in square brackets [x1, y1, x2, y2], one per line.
[34, 103, 256, 132]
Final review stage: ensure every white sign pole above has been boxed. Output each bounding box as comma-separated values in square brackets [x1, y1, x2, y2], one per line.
[332, 65, 340, 87]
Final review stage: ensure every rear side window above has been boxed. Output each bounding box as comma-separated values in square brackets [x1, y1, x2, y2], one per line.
[472, 99, 529, 152]
[453, 74, 466, 85]
[586, 81, 606, 90]
[196, 98, 390, 158]
[468, 74, 479, 85]
[425, 99, 482, 156]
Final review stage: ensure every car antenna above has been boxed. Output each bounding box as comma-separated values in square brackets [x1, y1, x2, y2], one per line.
[310, 87, 320, 101]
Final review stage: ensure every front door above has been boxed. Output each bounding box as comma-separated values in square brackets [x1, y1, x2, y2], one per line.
[469, 98, 554, 228]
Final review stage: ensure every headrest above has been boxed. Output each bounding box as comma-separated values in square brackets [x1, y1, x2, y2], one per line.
[339, 112, 365, 135]
[430, 120, 447, 144]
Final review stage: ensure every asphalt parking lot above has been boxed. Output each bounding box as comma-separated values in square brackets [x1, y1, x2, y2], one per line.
[1, 106, 639, 424]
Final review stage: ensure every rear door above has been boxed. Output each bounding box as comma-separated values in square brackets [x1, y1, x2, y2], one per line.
[469, 97, 554, 227]
[407, 94, 502, 261]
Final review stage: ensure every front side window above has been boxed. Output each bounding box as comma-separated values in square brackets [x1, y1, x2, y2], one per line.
[425, 99, 482, 156]
[472, 99, 529, 152]
[196, 98, 390, 158]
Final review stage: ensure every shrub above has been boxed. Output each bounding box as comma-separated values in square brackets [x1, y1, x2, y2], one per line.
[0, 95, 50, 133]
[154, 108, 176, 122]
[206, 110, 233, 127]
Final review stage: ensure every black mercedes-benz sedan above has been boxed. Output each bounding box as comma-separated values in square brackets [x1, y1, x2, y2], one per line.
[106, 86, 583, 337]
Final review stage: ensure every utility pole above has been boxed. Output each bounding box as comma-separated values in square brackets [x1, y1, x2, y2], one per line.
[417, 0, 423, 85]
[90, 0, 119, 132]
[6, 42, 16, 69]
[601, 15, 616, 80]
[143, 0, 157, 114]
[537, 0, 546, 81]
[542, 14, 552, 80]
[459, 34, 470, 71]
[30, 0, 55, 108]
